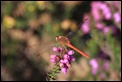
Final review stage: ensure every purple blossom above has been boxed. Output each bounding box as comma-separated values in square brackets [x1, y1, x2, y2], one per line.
[64, 54, 69, 59]
[113, 1, 121, 9]
[89, 59, 99, 69]
[111, 26, 120, 36]
[52, 46, 58, 52]
[95, 22, 104, 30]
[102, 26, 110, 35]
[50, 55, 56, 63]
[89, 59, 99, 75]
[113, 12, 121, 23]
[91, 2, 113, 21]
[68, 50, 74, 55]
[69, 55, 75, 61]
[98, 50, 110, 60]
[59, 62, 64, 68]
[64, 54, 75, 62]
[64, 59, 71, 67]
[91, 2, 102, 21]
[102, 62, 110, 70]
[81, 23, 90, 34]
[50, 47, 75, 74]
[99, 2, 112, 20]
[90, 1, 120, 37]
[80, 20, 90, 34]
[50, 55, 60, 64]
[59, 59, 69, 74]
[99, 73, 106, 79]
[91, 68, 98, 75]
[99, 3, 107, 10]
[60, 59, 65, 63]
[61, 67, 68, 74]
[64, 58, 69, 63]
[104, 12, 112, 20]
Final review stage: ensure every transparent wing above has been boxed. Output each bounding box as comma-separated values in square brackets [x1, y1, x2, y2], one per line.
[24, 36, 57, 59]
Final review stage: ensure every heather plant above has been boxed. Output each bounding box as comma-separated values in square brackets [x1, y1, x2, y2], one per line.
[1, 1, 121, 81]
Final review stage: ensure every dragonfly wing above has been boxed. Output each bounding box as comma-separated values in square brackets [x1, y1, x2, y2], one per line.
[25, 36, 57, 58]
[26, 42, 55, 54]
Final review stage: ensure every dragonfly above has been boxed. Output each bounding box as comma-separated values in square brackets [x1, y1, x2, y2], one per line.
[26, 33, 90, 59]
[55, 35, 89, 58]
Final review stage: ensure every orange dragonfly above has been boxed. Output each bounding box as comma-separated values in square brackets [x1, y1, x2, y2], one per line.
[55, 35, 89, 58]
[26, 34, 89, 59]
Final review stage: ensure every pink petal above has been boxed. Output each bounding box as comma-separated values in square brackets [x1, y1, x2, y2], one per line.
[52, 47, 58, 52]
[61, 67, 67, 74]
[50, 55, 56, 59]
[68, 50, 74, 55]
[89, 59, 99, 69]
[69, 55, 75, 61]
[64, 59, 69, 63]
[64, 54, 69, 59]
[113, 12, 121, 23]
[102, 26, 110, 35]
[60, 59, 65, 63]
[91, 68, 98, 75]
[50, 59, 55, 63]
[60, 63, 64, 68]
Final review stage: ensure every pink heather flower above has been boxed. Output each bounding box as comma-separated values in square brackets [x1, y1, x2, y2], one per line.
[80, 21, 90, 34]
[102, 62, 109, 70]
[113, 1, 121, 9]
[99, 3, 107, 10]
[61, 66, 68, 74]
[50, 55, 56, 59]
[64, 54, 69, 59]
[69, 55, 75, 61]
[64, 59, 71, 67]
[95, 22, 104, 30]
[68, 50, 74, 55]
[89, 59, 99, 75]
[111, 26, 120, 36]
[64, 59, 69, 63]
[91, 2, 101, 21]
[52, 46, 58, 52]
[113, 12, 121, 23]
[99, 3, 112, 20]
[50, 55, 60, 63]
[50, 59, 55, 63]
[104, 12, 112, 20]
[61, 67, 67, 74]
[92, 8, 101, 21]
[99, 73, 106, 79]
[89, 59, 99, 69]
[91, 68, 98, 75]
[102, 26, 110, 35]
[60, 59, 65, 63]
[60, 62, 64, 68]
[50, 46, 75, 74]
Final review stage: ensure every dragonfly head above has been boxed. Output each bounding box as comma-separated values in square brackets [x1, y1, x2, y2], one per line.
[55, 36, 70, 45]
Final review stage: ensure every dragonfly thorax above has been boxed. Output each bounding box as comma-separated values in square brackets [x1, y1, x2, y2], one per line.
[55, 36, 70, 45]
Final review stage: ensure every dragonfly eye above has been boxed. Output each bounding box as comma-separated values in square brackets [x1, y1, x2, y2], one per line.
[59, 36, 62, 39]
[55, 37, 58, 41]
[55, 36, 60, 41]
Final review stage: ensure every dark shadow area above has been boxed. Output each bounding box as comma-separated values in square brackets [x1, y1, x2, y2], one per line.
[1, 49, 47, 81]
[70, 1, 91, 25]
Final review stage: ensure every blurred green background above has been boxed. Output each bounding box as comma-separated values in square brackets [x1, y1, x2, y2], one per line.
[1, 1, 121, 81]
